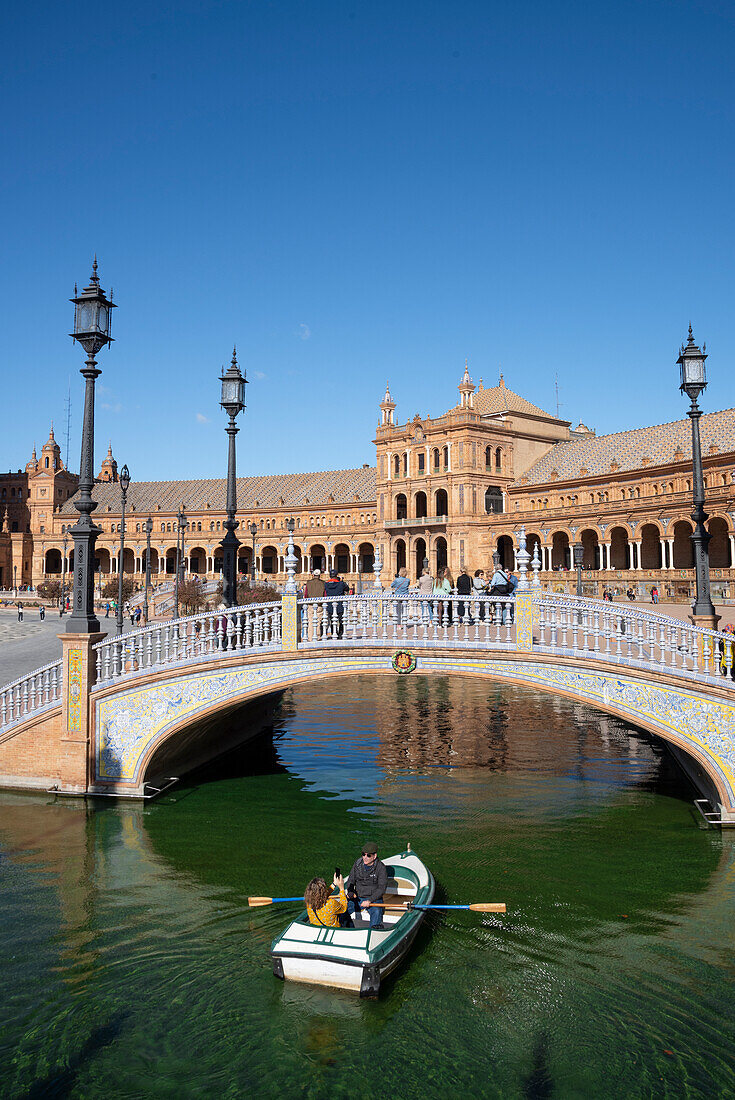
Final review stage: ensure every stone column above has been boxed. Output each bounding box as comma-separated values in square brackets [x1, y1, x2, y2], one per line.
[729, 533, 735, 568]
[58, 631, 107, 795]
[635, 540, 643, 570]
[601, 542, 610, 570]
[666, 538, 674, 569]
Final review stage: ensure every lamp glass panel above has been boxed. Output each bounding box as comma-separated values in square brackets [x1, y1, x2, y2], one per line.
[684, 356, 705, 386]
[97, 305, 109, 334]
[77, 302, 95, 332]
[221, 376, 240, 406]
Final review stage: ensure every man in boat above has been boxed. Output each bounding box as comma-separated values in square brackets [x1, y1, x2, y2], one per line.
[305, 872, 348, 926]
[345, 842, 388, 929]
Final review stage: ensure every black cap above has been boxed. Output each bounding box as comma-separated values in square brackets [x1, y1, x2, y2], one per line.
[329, 569, 338, 577]
[362, 841, 378, 855]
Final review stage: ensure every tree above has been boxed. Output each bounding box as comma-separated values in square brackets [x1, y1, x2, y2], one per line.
[178, 579, 206, 614]
[214, 580, 280, 606]
[37, 579, 61, 603]
[102, 577, 136, 603]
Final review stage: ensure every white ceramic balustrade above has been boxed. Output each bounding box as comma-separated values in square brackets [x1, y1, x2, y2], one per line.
[1, 594, 733, 733]
[93, 602, 283, 686]
[0, 659, 63, 733]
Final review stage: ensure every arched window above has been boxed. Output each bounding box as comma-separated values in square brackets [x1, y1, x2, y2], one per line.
[393, 454, 400, 477]
[485, 446, 492, 468]
[433, 448, 440, 471]
[443, 446, 449, 468]
[495, 447, 502, 470]
[484, 487, 503, 514]
[45, 457, 49, 468]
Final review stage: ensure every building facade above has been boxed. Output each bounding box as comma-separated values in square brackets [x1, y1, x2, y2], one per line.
[2, 364, 734, 602]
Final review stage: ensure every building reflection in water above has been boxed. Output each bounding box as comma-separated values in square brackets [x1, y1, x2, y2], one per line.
[289, 674, 670, 792]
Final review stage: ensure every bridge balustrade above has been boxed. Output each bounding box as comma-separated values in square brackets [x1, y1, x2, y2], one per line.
[0, 659, 63, 734]
[536, 595, 734, 687]
[0, 594, 733, 739]
[93, 602, 283, 686]
[298, 593, 516, 647]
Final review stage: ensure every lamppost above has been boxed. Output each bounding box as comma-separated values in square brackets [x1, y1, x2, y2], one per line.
[116, 464, 130, 635]
[174, 504, 188, 619]
[66, 259, 115, 633]
[220, 349, 246, 608]
[60, 531, 69, 614]
[249, 522, 258, 586]
[678, 326, 719, 628]
[143, 516, 153, 624]
[14, 564, 17, 593]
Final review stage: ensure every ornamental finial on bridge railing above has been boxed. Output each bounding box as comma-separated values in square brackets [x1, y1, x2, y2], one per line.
[284, 518, 298, 595]
[516, 526, 530, 591]
[373, 544, 383, 589]
[530, 540, 541, 588]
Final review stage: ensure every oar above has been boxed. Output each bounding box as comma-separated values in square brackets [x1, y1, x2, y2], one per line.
[248, 895, 306, 907]
[368, 902, 506, 913]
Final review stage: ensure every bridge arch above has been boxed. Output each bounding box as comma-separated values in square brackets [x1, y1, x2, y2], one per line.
[90, 654, 735, 814]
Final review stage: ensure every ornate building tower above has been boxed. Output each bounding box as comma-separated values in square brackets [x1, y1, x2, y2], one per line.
[98, 443, 118, 483]
[379, 382, 396, 427]
[458, 361, 476, 408]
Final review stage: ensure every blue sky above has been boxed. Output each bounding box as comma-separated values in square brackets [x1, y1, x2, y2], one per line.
[2, 0, 734, 480]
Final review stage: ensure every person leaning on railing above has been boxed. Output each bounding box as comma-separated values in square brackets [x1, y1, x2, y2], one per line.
[391, 567, 410, 624]
[417, 567, 434, 620]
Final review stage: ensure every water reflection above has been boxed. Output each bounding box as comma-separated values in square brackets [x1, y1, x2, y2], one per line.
[0, 676, 732, 1098]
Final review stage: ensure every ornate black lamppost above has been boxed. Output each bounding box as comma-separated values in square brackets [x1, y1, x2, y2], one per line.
[678, 326, 719, 627]
[249, 522, 258, 586]
[143, 516, 153, 624]
[219, 349, 246, 608]
[174, 505, 188, 619]
[66, 259, 115, 633]
[116, 464, 130, 635]
[60, 531, 69, 614]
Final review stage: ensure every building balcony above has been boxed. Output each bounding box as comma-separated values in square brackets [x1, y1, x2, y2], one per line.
[385, 515, 448, 529]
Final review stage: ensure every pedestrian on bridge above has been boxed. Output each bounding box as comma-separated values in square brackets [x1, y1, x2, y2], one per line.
[303, 569, 326, 640]
[390, 567, 410, 625]
[324, 569, 349, 639]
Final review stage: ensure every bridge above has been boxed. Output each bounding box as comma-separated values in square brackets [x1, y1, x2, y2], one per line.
[0, 564, 733, 823]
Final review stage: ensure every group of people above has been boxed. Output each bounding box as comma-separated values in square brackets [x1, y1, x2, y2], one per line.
[390, 563, 519, 623]
[304, 842, 388, 930]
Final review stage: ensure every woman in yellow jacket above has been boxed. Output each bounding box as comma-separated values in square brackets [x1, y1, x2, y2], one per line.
[305, 872, 348, 927]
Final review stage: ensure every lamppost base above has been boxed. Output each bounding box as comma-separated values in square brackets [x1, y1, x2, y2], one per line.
[689, 611, 721, 632]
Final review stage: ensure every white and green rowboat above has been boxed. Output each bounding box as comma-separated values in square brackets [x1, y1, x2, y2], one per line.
[271, 847, 435, 997]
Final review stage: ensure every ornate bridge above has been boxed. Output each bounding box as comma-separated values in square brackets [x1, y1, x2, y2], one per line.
[1, 576, 733, 823]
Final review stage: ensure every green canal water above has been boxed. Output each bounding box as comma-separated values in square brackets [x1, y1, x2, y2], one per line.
[0, 675, 733, 1098]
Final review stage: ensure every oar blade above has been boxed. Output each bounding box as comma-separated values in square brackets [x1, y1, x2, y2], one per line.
[468, 902, 506, 913]
[248, 896, 274, 907]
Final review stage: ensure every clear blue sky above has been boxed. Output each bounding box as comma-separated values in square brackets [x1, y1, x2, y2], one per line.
[3, 0, 734, 481]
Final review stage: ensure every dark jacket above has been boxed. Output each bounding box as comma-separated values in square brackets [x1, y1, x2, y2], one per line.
[456, 573, 472, 596]
[346, 856, 388, 902]
[323, 577, 349, 613]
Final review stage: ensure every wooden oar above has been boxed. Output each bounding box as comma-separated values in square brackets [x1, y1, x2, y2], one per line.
[248, 895, 306, 907]
[368, 902, 506, 913]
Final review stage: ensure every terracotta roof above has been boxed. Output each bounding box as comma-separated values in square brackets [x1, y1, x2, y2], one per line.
[473, 374, 555, 420]
[61, 466, 377, 515]
[515, 408, 735, 486]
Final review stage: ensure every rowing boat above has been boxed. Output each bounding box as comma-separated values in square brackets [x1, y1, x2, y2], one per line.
[270, 847, 435, 997]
